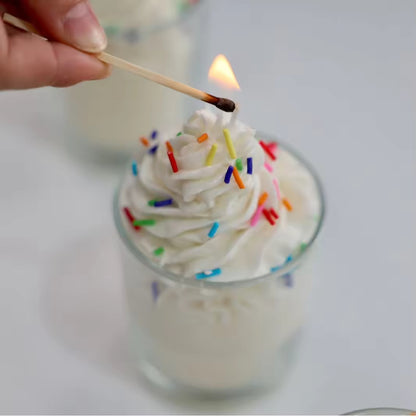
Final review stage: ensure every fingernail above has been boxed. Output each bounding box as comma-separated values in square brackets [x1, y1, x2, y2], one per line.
[64, 1, 107, 53]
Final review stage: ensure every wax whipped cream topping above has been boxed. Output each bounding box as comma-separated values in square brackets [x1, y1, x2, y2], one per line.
[119, 108, 321, 282]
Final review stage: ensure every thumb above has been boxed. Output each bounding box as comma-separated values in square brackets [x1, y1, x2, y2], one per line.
[20, 0, 107, 53]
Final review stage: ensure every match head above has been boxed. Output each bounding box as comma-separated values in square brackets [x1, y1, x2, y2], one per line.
[215, 97, 236, 113]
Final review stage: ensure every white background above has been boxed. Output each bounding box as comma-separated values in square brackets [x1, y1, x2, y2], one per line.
[0, 0, 415, 413]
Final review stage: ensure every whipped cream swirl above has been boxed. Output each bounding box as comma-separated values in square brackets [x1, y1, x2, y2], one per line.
[119, 109, 320, 282]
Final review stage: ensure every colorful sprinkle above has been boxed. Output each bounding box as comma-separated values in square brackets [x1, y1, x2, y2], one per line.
[258, 192, 268, 206]
[264, 162, 273, 173]
[270, 265, 281, 273]
[205, 143, 218, 166]
[123, 207, 140, 231]
[263, 209, 276, 225]
[282, 198, 293, 211]
[286, 255, 293, 263]
[133, 219, 156, 227]
[235, 158, 243, 171]
[132, 160, 138, 176]
[273, 178, 281, 201]
[270, 207, 279, 220]
[247, 157, 253, 174]
[148, 200, 156, 206]
[151, 281, 159, 301]
[232, 167, 245, 189]
[299, 242, 308, 253]
[195, 268, 222, 280]
[197, 133, 208, 143]
[176, 132, 182, 136]
[149, 145, 158, 155]
[282, 273, 293, 287]
[223, 128, 237, 159]
[208, 222, 219, 238]
[224, 165, 234, 184]
[151, 130, 158, 140]
[268, 142, 278, 153]
[259, 140, 277, 160]
[140, 137, 149, 147]
[168, 151, 179, 173]
[154, 199, 173, 207]
[250, 204, 264, 227]
[153, 247, 165, 256]
[166, 141, 173, 153]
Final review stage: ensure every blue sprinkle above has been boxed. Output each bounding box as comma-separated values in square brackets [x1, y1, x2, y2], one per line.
[151, 130, 158, 140]
[154, 198, 173, 207]
[270, 265, 281, 273]
[132, 160, 138, 176]
[151, 281, 159, 301]
[286, 255, 293, 263]
[247, 157, 253, 174]
[282, 273, 293, 287]
[195, 268, 222, 280]
[224, 165, 234, 184]
[208, 222, 219, 238]
[149, 145, 158, 155]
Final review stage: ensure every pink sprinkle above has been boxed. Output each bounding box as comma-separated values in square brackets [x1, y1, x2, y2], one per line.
[273, 178, 281, 201]
[268, 142, 278, 152]
[250, 204, 265, 227]
[264, 162, 273, 173]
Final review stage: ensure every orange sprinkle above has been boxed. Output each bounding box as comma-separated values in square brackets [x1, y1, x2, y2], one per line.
[258, 192, 268, 206]
[232, 167, 245, 189]
[166, 141, 173, 153]
[197, 133, 208, 143]
[140, 137, 149, 147]
[282, 198, 293, 211]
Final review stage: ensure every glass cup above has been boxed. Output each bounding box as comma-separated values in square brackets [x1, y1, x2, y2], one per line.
[113, 136, 325, 396]
[65, 0, 207, 160]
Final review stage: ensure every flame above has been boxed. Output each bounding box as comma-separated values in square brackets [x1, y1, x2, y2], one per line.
[208, 54, 240, 90]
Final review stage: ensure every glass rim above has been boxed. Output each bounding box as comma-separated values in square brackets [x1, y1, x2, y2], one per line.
[344, 408, 416, 415]
[102, 0, 206, 40]
[113, 133, 326, 289]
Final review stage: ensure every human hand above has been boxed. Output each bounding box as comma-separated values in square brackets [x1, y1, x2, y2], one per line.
[0, 0, 110, 90]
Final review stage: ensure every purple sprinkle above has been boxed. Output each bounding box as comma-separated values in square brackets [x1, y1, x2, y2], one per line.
[282, 273, 293, 287]
[151, 130, 158, 140]
[149, 145, 158, 154]
[224, 165, 234, 184]
[154, 198, 173, 207]
[151, 281, 159, 301]
[247, 157, 253, 174]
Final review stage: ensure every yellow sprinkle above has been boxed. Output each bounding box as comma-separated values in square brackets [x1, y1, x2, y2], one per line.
[223, 128, 237, 159]
[205, 143, 218, 166]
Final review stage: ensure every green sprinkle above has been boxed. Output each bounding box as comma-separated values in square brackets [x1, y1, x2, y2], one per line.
[176, 132, 182, 136]
[104, 25, 120, 36]
[154, 247, 165, 256]
[300, 242, 308, 253]
[235, 158, 243, 171]
[133, 219, 156, 226]
[148, 200, 156, 206]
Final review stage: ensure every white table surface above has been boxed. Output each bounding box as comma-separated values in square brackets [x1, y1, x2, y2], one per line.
[0, 0, 415, 414]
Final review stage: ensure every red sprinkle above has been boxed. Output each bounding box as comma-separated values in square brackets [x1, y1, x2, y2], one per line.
[259, 140, 277, 160]
[263, 209, 276, 225]
[123, 207, 141, 231]
[168, 151, 179, 173]
[270, 207, 279, 220]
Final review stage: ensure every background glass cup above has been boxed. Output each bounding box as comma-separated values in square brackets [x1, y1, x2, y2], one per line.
[65, 0, 207, 160]
[113, 137, 325, 396]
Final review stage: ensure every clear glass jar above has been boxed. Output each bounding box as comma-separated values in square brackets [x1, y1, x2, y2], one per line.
[113, 136, 325, 396]
[65, 0, 207, 160]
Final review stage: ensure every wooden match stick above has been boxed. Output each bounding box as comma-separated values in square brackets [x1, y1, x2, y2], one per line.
[2, 13, 236, 113]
